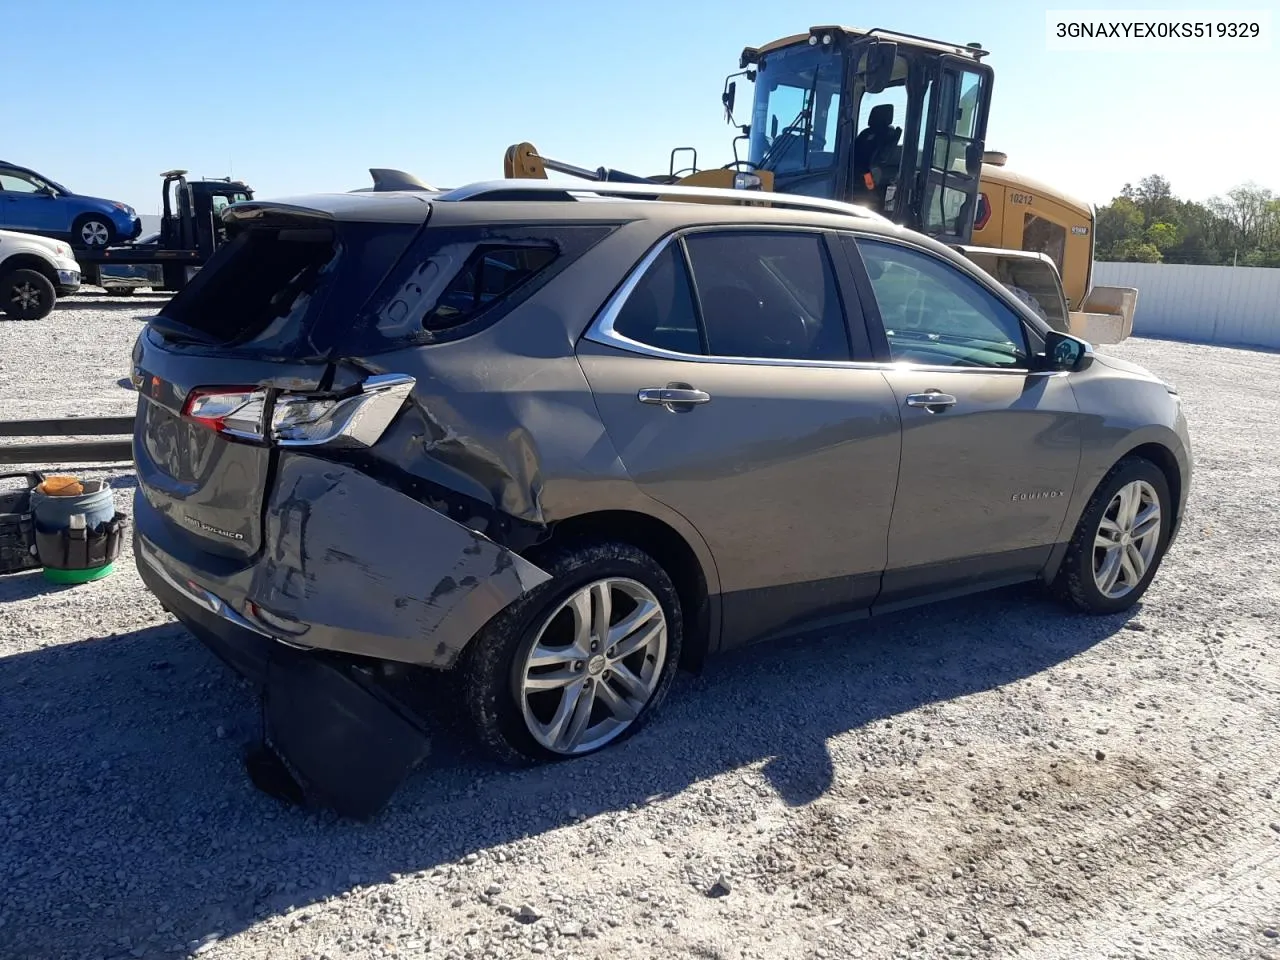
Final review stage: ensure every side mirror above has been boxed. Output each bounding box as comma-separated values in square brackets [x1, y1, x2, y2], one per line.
[35, 186, 56, 197]
[964, 140, 985, 178]
[864, 40, 897, 94]
[1043, 331, 1093, 372]
[722, 80, 737, 122]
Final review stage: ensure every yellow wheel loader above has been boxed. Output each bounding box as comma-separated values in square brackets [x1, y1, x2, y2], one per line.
[503, 25, 1136, 344]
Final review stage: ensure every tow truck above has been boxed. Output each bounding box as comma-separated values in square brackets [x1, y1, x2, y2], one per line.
[79, 170, 253, 294]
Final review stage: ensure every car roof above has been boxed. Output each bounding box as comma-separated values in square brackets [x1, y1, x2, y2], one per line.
[225, 178, 943, 250]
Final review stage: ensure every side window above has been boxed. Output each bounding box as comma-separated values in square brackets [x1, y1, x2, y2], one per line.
[0, 172, 40, 194]
[684, 231, 851, 361]
[854, 237, 1028, 368]
[424, 244, 557, 331]
[611, 231, 851, 362]
[612, 244, 704, 355]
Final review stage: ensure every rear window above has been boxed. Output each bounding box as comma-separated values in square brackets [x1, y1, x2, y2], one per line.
[154, 219, 420, 358]
[423, 244, 557, 331]
[365, 223, 618, 349]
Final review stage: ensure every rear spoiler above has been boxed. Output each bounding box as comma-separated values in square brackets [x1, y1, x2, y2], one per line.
[222, 201, 336, 227]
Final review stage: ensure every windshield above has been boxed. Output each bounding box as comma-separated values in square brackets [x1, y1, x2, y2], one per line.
[747, 44, 845, 176]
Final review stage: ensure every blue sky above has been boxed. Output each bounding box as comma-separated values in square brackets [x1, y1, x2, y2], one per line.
[6, 0, 1277, 215]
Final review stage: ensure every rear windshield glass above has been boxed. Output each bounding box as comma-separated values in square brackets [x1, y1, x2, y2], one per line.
[155, 219, 419, 358]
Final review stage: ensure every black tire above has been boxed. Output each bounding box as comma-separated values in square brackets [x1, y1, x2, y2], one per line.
[460, 541, 683, 765]
[1053, 455, 1173, 614]
[0, 268, 57, 320]
[72, 214, 115, 249]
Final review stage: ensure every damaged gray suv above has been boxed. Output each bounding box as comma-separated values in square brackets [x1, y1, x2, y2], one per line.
[132, 178, 1190, 813]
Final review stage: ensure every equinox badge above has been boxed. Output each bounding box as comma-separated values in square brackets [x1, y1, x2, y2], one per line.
[183, 515, 245, 541]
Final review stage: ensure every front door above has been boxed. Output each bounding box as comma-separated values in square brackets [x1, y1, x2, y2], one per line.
[577, 227, 902, 648]
[844, 234, 1083, 608]
[0, 168, 66, 234]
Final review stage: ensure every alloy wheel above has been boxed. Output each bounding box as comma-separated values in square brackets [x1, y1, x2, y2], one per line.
[518, 577, 668, 755]
[1092, 479, 1161, 599]
[81, 220, 110, 246]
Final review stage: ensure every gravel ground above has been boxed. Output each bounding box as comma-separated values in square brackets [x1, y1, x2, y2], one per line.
[2, 292, 1278, 960]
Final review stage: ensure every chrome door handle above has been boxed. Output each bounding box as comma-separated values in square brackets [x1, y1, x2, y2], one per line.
[638, 385, 711, 412]
[905, 391, 957, 411]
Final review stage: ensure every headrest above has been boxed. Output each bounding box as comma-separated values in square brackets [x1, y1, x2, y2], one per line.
[868, 104, 894, 129]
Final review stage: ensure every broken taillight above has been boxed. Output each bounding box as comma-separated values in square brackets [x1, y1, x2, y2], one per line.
[181, 373, 414, 448]
[182, 388, 268, 439]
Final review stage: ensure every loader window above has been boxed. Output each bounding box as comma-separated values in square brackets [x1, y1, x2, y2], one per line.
[748, 45, 845, 176]
[921, 65, 988, 239]
[1022, 215, 1067, 277]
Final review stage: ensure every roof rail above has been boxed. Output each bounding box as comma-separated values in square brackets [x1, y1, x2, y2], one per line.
[433, 179, 891, 223]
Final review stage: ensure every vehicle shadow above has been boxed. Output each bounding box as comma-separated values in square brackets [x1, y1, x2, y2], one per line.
[0, 586, 1135, 959]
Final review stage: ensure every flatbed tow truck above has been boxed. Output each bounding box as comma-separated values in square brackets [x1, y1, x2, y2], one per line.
[78, 169, 252, 294]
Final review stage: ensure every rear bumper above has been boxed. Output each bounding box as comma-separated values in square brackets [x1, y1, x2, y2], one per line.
[139, 541, 435, 820]
[136, 543, 277, 688]
[132, 452, 551, 669]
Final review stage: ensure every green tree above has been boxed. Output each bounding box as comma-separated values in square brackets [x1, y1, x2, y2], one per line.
[1145, 221, 1179, 252]
[1095, 197, 1143, 257]
[1112, 238, 1162, 263]
[1096, 174, 1279, 265]
[1132, 174, 1176, 224]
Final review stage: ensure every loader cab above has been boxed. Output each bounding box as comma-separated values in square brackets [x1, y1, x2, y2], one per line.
[736, 27, 993, 244]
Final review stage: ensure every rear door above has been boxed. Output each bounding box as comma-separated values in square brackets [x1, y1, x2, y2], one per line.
[577, 227, 902, 648]
[840, 233, 1082, 608]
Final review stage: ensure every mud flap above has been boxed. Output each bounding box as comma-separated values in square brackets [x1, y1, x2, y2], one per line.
[250, 645, 432, 820]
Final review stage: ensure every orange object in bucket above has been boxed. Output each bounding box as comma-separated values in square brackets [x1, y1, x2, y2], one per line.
[37, 475, 84, 497]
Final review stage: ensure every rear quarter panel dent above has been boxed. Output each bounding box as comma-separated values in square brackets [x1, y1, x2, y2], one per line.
[251, 453, 549, 667]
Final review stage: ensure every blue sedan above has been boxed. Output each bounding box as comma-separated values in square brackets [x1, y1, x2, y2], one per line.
[0, 161, 142, 248]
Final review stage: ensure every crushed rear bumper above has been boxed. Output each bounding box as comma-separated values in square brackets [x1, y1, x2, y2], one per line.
[139, 549, 434, 819]
[134, 452, 554, 818]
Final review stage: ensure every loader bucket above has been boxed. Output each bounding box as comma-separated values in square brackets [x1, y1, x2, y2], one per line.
[1067, 286, 1138, 344]
[956, 247, 1071, 335]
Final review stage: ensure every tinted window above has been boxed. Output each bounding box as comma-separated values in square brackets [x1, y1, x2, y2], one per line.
[684, 232, 850, 361]
[424, 244, 557, 331]
[855, 238, 1028, 368]
[613, 244, 703, 355]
